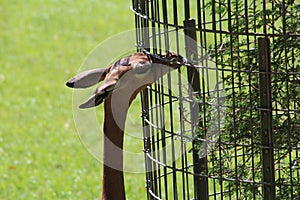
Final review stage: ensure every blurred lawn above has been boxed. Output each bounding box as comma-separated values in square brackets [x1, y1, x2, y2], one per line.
[0, 0, 146, 199]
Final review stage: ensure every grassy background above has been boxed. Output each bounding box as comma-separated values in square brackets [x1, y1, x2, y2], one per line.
[0, 0, 146, 199]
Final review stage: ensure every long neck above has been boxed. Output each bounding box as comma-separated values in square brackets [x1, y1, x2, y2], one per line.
[102, 95, 129, 200]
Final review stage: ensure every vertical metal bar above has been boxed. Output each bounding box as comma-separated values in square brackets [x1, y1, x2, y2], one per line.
[177, 65, 187, 200]
[184, 19, 209, 200]
[139, 1, 152, 199]
[171, 0, 179, 198]
[258, 37, 276, 200]
[184, 0, 190, 20]
[153, 84, 162, 198]
[141, 91, 152, 200]
[140, 0, 150, 52]
[158, 77, 169, 200]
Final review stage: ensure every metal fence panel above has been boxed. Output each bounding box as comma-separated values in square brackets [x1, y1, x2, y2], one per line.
[132, 0, 300, 199]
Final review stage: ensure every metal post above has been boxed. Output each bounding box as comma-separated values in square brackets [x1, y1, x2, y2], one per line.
[258, 37, 276, 200]
[184, 19, 209, 200]
[140, 0, 150, 52]
[139, 1, 152, 199]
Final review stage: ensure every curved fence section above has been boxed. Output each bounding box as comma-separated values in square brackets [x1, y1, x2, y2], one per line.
[132, 0, 300, 199]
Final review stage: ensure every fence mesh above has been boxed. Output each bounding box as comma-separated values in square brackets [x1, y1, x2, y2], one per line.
[132, 0, 300, 199]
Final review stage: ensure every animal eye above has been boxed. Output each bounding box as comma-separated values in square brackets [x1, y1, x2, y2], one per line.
[135, 63, 152, 74]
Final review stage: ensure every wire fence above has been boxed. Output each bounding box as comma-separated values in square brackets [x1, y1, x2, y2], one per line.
[132, 0, 300, 199]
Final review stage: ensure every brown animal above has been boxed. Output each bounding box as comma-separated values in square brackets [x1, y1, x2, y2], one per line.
[66, 52, 185, 200]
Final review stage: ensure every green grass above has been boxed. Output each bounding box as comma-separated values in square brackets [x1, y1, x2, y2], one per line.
[0, 0, 146, 199]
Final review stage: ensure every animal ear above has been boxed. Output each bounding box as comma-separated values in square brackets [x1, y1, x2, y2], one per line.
[66, 68, 108, 88]
[79, 93, 105, 109]
[79, 79, 117, 109]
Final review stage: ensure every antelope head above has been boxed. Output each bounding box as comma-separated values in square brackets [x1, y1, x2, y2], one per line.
[66, 52, 186, 108]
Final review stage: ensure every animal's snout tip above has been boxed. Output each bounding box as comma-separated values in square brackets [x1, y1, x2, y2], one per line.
[66, 80, 74, 88]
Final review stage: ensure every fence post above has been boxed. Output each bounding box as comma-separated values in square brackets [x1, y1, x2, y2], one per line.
[184, 19, 209, 200]
[138, 1, 153, 199]
[258, 37, 276, 200]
